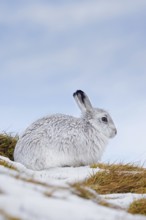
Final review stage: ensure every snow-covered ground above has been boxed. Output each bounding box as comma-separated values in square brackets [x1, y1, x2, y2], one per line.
[0, 156, 146, 220]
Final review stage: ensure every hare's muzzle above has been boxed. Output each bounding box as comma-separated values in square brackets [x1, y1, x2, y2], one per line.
[110, 128, 117, 138]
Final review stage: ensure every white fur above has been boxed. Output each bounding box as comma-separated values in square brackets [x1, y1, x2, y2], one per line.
[14, 90, 117, 170]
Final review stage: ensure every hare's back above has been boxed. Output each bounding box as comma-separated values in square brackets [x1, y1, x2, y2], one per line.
[20, 114, 83, 141]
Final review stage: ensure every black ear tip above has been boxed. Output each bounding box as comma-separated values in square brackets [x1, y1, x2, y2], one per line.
[73, 90, 86, 103]
[73, 90, 84, 97]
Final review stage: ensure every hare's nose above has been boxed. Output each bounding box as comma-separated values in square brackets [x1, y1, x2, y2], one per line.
[114, 129, 117, 135]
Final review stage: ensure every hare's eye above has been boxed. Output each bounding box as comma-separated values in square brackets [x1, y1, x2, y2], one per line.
[101, 117, 108, 123]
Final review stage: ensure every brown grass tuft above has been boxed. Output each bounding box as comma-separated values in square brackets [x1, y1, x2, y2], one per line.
[72, 184, 96, 200]
[0, 133, 18, 160]
[128, 198, 146, 216]
[78, 163, 146, 194]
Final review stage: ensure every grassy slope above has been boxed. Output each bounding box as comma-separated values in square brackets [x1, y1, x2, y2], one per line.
[0, 133, 146, 216]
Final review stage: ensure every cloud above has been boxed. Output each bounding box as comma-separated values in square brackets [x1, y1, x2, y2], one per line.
[0, 0, 146, 31]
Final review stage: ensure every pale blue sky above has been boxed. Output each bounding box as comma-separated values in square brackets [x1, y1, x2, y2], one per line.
[1, 0, 146, 165]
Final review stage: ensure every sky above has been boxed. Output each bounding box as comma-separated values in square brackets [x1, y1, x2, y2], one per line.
[0, 0, 146, 166]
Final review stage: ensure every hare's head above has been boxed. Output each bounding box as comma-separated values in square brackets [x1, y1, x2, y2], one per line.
[73, 90, 117, 139]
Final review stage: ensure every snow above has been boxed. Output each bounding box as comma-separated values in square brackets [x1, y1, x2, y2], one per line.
[0, 156, 146, 220]
[101, 193, 146, 210]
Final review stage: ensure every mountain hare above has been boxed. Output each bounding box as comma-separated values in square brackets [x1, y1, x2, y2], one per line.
[14, 90, 117, 170]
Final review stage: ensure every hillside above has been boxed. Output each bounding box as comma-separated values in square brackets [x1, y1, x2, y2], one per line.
[0, 134, 146, 220]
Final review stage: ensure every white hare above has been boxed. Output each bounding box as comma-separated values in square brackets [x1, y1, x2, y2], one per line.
[14, 90, 117, 170]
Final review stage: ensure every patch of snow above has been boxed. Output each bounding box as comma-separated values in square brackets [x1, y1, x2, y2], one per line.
[102, 193, 146, 210]
[0, 156, 99, 185]
[0, 156, 146, 220]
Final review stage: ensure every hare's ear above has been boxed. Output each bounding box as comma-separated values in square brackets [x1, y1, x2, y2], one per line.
[73, 90, 93, 112]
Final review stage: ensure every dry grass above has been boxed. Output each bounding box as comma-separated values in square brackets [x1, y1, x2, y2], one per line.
[0, 209, 20, 220]
[0, 158, 17, 171]
[73, 163, 146, 195]
[0, 133, 18, 160]
[72, 184, 123, 210]
[91, 162, 145, 171]
[72, 184, 97, 200]
[128, 198, 146, 216]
